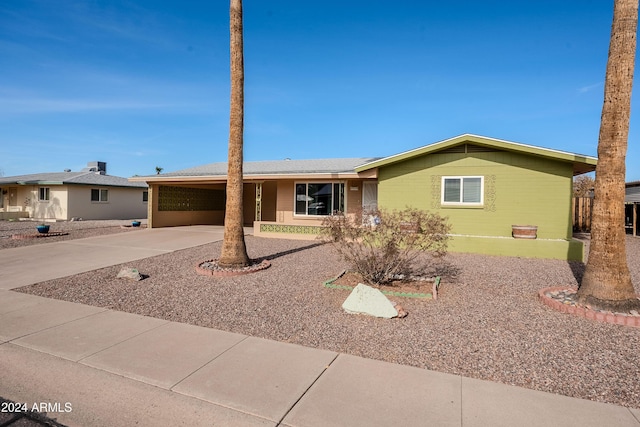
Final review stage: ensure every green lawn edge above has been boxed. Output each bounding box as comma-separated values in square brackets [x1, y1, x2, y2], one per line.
[323, 275, 438, 299]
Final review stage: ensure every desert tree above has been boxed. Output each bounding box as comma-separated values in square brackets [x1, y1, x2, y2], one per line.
[572, 174, 595, 197]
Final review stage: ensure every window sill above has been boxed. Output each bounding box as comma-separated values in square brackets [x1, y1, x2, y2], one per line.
[293, 214, 341, 219]
[440, 204, 484, 209]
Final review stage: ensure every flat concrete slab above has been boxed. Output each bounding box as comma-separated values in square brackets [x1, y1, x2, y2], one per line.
[81, 322, 246, 389]
[0, 226, 232, 290]
[630, 408, 640, 422]
[461, 376, 640, 427]
[73, 226, 228, 252]
[0, 243, 166, 290]
[173, 336, 338, 423]
[0, 298, 105, 343]
[0, 343, 275, 427]
[0, 290, 49, 315]
[13, 310, 169, 361]
[282, 354, 461, 427]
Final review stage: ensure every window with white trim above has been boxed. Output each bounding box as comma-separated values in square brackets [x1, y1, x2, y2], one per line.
[38, 187, 50, 201]
[295, 182, 345, 216]
[441, 176, 483, 205]
[91, 188, 109, 202]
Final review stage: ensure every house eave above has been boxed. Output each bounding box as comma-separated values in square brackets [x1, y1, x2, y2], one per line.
[132, 172, 365, 184]
[10, 181, 147, 189]
[15, 180, 65, 186]
[354, 133, 598, 175]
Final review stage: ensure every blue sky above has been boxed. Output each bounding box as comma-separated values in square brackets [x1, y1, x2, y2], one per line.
[1, 1, 638, 180]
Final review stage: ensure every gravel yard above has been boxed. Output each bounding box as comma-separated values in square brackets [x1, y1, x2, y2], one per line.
[0, 220, 143, 249]
[12, 225, 640, 409]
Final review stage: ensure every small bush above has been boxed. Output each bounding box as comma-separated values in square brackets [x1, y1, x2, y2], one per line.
[319, 207, 450, 285]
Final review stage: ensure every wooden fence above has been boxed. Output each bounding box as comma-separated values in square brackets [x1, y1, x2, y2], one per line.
[572, 197, 593, 232]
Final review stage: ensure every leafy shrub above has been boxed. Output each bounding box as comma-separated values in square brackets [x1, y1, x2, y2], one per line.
[319, 207, 451, 285]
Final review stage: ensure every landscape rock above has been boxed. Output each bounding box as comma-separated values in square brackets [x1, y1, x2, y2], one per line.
[342, 283, 399, 319]
[117, 267, 144, 281]
[390, 301, 408, 318]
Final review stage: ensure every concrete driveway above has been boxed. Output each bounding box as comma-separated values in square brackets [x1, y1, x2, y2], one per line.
[0, 226, 237, 290]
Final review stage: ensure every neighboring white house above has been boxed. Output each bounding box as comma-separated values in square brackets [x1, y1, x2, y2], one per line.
[0, 162, 148, 221]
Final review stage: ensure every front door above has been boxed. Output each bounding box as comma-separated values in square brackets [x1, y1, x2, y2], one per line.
[362, 182, 378, 212]
[8, 187, 18, 210]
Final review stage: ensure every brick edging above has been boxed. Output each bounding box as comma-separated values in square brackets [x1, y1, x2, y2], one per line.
[538, 286, 640, 328]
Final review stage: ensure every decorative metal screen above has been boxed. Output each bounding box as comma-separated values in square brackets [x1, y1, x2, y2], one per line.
[158, 186, 225, 211]
[260, 223, 323, 235]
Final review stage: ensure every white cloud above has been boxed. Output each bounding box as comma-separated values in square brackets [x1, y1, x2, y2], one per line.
[578, 82, 602, 94]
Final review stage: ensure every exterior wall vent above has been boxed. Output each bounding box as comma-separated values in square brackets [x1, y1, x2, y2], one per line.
[438, 144, 500, 154]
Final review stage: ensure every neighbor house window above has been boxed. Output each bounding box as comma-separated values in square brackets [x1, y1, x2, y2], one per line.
[91, 188, 109, 202]
[38, 187, 50, 201]
[295, 182, 345, 216]
[143, 191, 148, 202]
[442, 176, 483, 205]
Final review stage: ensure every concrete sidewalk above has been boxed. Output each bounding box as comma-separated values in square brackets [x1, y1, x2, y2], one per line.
[0, 227, 639, 426]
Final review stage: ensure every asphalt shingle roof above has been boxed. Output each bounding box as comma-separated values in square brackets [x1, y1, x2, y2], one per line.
[158, 157, 380, 177]
[0, 172, 147, 188]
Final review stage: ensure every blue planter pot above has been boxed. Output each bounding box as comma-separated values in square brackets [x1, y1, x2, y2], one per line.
[36, 225, 50, 234]
[131, 221, 141, 227]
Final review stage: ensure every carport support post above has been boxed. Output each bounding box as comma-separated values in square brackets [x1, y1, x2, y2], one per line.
[147, 185, 154, 228]
[255, 182, 262, 222]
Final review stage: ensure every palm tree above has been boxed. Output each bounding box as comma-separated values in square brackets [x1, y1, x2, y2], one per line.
[577, 0, 640, 311]
[218, 0, 250, 268]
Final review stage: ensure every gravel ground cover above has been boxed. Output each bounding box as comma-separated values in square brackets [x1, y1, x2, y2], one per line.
[14, 231, 640, 409]
[0, 220, 142, 249]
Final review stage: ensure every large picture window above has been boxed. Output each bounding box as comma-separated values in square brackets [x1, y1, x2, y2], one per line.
[295, 182, 345, 216]
[91, 188, 109, 202]
[442, 176, 483, 205]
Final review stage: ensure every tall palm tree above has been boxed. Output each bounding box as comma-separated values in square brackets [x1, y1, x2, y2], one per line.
[577, 0, 640, 311]
[219, 0, 250, 268]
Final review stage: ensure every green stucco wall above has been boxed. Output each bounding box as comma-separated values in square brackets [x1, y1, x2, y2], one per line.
[377, 149, 582, 260]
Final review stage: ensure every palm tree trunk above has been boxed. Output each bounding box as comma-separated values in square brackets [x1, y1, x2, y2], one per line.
[577, 0, 640, 311]
[219, 0, 250, 268]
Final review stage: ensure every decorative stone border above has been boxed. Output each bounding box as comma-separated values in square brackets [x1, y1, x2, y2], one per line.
[539, 286, 640, 328]
[323, 272, 439, 299]
[11, 232, 69, 240]
[195, 259, 271, 277]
